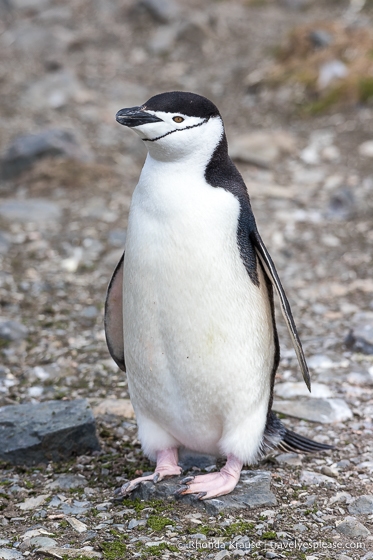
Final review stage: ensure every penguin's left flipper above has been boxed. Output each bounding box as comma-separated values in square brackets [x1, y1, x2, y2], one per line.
[251, 230, 311, 392]
[104, 252, 126, 372]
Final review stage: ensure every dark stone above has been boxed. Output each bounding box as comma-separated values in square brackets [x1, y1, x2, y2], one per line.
[309, 30, 333, 49]
[326, 187, 355, 220]
[1, 129, 90, 180]
[0, 399, 101, 465]
[344, 330, 373, 355]
[178, 449, 216, 471]
[135, 0, 179, 23]
[123, 469, 276, 514]
[0, 320, 28, 342]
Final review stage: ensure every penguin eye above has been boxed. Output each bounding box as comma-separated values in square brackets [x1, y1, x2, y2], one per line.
[173, 116, 184, 123]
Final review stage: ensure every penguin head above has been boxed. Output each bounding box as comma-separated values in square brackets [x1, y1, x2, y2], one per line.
[116, 91, 224, 163]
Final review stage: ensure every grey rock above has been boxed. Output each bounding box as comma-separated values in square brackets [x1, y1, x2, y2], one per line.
[318, 60, 348, 89]
[293, 523, 307, 532]
[127, 469, 276, 514]
[29, 537, 57, 549]
[336, 516, 370, 538]
[309, 29, 333, 48]
[0, 320, 28, 342]
[350, 312, 373, 345]
[24, 70, 91, 110]
[60, 500, 91, 515]
[46, 474, 88, 490]
[229, 130, 297, 168]
[273, 397, 352, 423]
[178, 449, 216, 471]
[0, 199, 61, 223]
[326, 187, 355, 221]
[307, 354, 335, 370]
[305, 494, 317, 507]
[274, 381, 331, 399]
[0, 550, 24, 560]
[190, 533, 207, 540]
[362, 553, 373, 560]
[176, 17, 208, 47]
[137, 0, 179, 23]
[80, 306, 98, 320]
[0, 232, 10, 255]
[346, 372, 373, 386]
[1, 129, 91, 179]
[275, 453, 302, 466]
[300, 470, 338, 486]
[215, 551, 230, 560]
[336, 459, 351, 469]
[321, 465, 338, 478]
[108, 229, 127, 248]
[128, 518, 146, 529]
[148, 24, 178, 54]
[359, 141, 373, 158]
[0, 399, 100, 465]
[348, 495, 373, 515]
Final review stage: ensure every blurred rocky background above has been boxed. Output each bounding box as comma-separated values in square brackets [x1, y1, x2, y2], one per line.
[1, 0, 373, 558]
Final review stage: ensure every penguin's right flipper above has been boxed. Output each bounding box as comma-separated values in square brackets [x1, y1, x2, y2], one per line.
[279, 428, 334, 453]
[104, 252, 126, 372]
[251, 230, 311, 392]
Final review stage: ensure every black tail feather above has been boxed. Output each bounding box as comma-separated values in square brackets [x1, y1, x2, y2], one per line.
[280, 427, 334, 453]
[262, 412, 334, 457]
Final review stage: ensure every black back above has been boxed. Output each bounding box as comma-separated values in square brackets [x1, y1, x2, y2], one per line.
[205, 132, 259, 286]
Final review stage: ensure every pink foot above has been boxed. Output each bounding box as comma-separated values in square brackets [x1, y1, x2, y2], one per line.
[117, 448, 182, 496]
[175, 454, 243, 500]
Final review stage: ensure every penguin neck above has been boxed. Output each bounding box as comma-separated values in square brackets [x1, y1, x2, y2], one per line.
[142, 129, 230, 182]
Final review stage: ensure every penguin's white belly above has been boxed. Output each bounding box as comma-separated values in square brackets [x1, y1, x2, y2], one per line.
[122, 172, 275, 463]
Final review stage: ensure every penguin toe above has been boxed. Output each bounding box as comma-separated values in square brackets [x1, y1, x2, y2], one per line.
[175, 471, 239, 500]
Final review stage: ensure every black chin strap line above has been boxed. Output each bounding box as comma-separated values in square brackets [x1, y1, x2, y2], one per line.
[142, 117, 209, 143]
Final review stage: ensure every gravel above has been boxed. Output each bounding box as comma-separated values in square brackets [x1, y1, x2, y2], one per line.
[1, 0, 373, 558]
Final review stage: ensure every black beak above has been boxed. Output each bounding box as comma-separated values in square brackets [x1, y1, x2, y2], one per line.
[116, 106, 163, 127]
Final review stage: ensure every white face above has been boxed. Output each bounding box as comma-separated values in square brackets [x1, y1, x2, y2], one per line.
[130, 110, 224, 165]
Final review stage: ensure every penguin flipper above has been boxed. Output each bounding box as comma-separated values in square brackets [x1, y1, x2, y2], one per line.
[250, 230, 311, 392]
[104, 252, 126, 372]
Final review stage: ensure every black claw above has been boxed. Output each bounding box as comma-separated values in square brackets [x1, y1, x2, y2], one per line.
[181, 476, 194, 484]
[196, 492, 207, 500]
[174, 485, 188, 496]
[153, 473, 160, 483]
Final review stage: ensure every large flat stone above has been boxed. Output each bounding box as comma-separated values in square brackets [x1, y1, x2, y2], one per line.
[0, 399, 100, 465]
[127, 470, 276, 515]
[1, 129, 89, 179]
[273, 397, 352, 423]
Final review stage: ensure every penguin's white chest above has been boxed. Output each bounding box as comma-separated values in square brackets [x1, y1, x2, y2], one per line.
[122, 163, 274, 460]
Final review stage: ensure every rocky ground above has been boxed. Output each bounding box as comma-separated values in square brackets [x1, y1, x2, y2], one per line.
[1, 0, 373, 558]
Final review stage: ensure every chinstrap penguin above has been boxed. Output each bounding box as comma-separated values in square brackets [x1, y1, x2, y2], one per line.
[105, 91, 332, 500]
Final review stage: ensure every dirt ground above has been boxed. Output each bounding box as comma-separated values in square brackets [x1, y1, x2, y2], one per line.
[1, 0, 373, 558]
